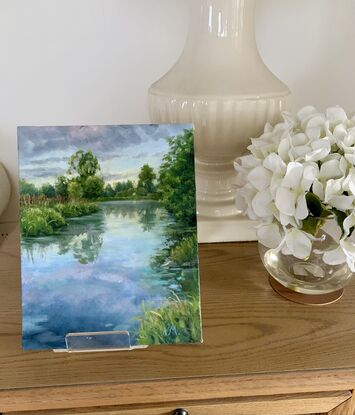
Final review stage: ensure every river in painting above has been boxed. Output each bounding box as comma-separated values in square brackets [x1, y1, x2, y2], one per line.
[21, 200, 198, 350]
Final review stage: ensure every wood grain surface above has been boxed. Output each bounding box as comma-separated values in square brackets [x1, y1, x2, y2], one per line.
[1, 370, 355, 412]
[1, 223, 355, 406]
[7, 391, 352, 415]
[329, 391, 355, 414]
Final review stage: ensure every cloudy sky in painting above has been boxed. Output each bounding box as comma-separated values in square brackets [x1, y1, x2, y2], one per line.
[18, 124, 192, 186]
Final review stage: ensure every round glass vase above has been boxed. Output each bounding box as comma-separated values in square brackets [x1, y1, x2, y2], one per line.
[259, 217, 354, 297]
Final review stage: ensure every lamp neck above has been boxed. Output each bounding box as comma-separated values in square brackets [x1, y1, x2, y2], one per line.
[188, 0, 257, 50]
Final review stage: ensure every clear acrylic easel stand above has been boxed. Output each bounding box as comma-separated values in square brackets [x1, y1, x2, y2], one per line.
[53, 331, 148, 353]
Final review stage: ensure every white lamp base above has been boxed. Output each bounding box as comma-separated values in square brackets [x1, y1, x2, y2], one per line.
[197, 216, 257, 243]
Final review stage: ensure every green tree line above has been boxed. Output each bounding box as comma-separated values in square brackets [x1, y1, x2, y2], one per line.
[20, 129, 196, 224]
[20, 129, 196, 237]
[20, 150, 158, 201]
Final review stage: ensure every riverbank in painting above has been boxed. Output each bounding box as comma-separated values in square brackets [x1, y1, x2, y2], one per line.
[22, 200, 200, 350]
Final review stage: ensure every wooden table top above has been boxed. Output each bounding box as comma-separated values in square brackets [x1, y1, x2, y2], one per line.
[1, 221, 355, 391]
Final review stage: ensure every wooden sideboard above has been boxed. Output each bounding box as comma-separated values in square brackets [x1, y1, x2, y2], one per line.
[1, 222, 355, 415]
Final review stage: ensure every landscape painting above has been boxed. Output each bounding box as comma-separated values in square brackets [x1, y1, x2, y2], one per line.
[18, 124, 201, 350]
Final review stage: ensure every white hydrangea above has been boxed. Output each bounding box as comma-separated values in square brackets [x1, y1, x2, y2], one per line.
[235, 106, 355, 271]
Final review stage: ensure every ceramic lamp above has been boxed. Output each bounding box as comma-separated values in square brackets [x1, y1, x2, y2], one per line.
[149, 0, 291, 242]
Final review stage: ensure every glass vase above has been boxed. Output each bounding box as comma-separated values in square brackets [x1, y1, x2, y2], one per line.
[149, 0, 291, 242]
[259, 218, 354, 296]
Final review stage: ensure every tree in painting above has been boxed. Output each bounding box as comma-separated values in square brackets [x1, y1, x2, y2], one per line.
[55, 176, 69, 199]
[158, 129, 196, 225]
[137, 164, 156, 195]
[67, 150, 101, 182]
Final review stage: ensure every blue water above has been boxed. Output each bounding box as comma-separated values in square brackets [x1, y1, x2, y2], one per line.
[21, 200, 195, 350]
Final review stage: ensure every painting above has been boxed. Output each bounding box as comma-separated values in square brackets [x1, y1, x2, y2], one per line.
[18, 124, 202, 350]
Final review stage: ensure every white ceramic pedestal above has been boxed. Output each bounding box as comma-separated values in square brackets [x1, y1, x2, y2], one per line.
[149, 0, 291, 242]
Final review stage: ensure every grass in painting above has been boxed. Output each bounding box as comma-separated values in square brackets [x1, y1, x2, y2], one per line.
[171, 234, 198, 267]
[20, 202, 99, 237]
[150, 225, 198, 271]
[20, 207, 65, 237]
[54, 202, 99, 219]
[137, 293, 201, 345]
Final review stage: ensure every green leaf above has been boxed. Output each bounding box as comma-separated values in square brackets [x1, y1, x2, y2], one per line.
[301, 216, 324, 237]
[306, 192, 323, 217]
[333, 208, 347, 235]
[320, 208, 333, 218]
[306, 192, 332, 219]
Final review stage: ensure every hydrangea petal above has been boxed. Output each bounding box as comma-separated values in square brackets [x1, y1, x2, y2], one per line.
[311, 138, 331, 150]
[257, 223, 282, 249]
[264, 122, 273, 133]
[326, 106, 348, 125]
[251, 189, 273, 218]
[285, 229, 312, 259]
[343, 213, 355, 236]
[263, 153, 286, 173]
[295, 194, 308, 220]
[247, 166, 272, 191]
[279, 213, 297, 227]
[269, 176, 283, 198]
[301, 164, 318, 190]
[339, 156, 348, 176]
[281, 110, 293, 122]
[275, 187, 297, 216]
[312, 179, 324, 200]
[323, 246, 347, 265]
[292, 145, 312, 159]
[347, 171, 355, 196]
[281, 243, 292, 255]
[239, 155, 260, 169]
[238, 184, 257, 203]
[345, 153, 355, 165]
[281, 162, 303, 188]
[306, 126, 321, 140]
[246, 206, 258, 221]
[328, 195, 354, 210]
[292, 133, 308, 146]
[306, 114, 326, 129]
[333, 124, 348, 142]
[322, 218, 342, 241]
[343, 129, 355, 147]
[320, 159, 342, 180]
[305, 147, 330, 162]
[340, 239, 355, 272]
[297, 106, 317, 125]
[324, 178, 343, 202]
[278, 138, 290, 161]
